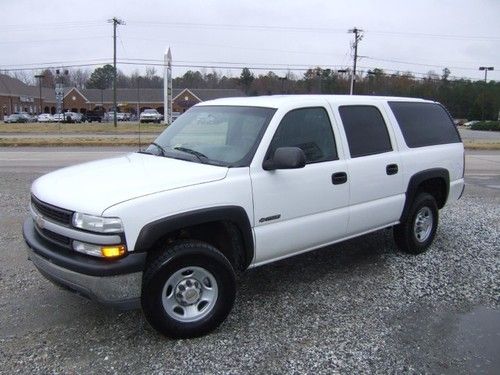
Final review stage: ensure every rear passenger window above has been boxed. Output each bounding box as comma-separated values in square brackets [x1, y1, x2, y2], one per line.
[388, 102, 460, 148]
[339, 105, 392, 158]
[268, 107, 337, 163]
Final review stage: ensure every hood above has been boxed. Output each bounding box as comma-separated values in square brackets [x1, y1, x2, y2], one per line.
[31, 153, 228, 215]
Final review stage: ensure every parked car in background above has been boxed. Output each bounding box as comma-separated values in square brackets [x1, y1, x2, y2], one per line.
[4, 113, 29, 123]
[52, 113, 64, 122]
[85, 110, 103, 123]
[17, 112, 35, 122]
[61, 111, 82, 123]
[116, 112, 128, 121]
[463, 120, 479, 128]
[37, 113, 54, 123]
[140, 108, 162, 123]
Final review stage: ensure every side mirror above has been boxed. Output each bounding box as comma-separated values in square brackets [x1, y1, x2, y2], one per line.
[263, 147, 306, 171]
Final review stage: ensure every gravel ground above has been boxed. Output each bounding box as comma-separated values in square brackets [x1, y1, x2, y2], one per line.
[0, 170, 498, 374]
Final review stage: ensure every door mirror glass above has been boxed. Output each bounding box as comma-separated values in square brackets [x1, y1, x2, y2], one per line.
[263, 147, 306, 170]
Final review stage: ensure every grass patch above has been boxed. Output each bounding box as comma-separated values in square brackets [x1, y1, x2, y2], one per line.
[0, 122, 165, 134]
[463, 140, 500, 150]
[0, 137, 156, 147]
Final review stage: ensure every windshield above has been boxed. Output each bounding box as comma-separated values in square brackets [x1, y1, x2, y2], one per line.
[145, 105, 275, 167]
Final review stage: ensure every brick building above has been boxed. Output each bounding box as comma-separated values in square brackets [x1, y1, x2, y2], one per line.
[0, 74, 244, 119]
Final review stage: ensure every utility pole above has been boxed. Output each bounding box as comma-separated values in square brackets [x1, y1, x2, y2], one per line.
[479, 66, 494, 120]
[348, 27, 363, 95]
[108, 17, 125, 127]
[34, 74, 45, 115]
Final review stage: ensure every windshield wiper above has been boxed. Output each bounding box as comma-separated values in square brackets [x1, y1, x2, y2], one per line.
[151, 142, 168, 156]
[173, 147, 208, 163]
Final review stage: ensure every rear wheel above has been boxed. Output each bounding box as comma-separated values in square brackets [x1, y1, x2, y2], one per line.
[141, 241, 236, 338]
[394, 193, 438, 254]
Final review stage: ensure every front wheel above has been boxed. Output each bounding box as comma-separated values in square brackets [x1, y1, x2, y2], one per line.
[394, 192, 438, 254]
[141, 241, 236, 338]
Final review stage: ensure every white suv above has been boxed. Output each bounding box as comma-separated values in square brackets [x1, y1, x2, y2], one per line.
[23, 95, 464, 338]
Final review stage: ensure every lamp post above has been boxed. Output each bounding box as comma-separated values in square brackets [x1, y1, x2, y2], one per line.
[34, 74, 45, 115]
[479, 66, 494, 120]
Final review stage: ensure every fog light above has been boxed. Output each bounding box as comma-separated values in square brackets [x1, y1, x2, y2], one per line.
[73, 241, 127, 258]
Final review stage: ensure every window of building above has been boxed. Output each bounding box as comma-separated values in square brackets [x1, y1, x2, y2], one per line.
[388, 102, 461, 148]
[339, 105, 392, 158]
[267, 107, 337, 163]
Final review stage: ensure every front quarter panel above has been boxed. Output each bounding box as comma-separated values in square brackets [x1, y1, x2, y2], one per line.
[102, 167, 254, 252]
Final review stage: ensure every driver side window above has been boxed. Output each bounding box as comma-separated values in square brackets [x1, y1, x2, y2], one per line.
[267, 107, 338, 163]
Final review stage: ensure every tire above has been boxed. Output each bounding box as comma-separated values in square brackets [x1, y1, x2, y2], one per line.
[141, 240, 236, 338]
[394, 192, 438, 254]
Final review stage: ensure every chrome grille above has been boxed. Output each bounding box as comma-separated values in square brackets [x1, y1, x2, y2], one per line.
[31, 195, 73, 226]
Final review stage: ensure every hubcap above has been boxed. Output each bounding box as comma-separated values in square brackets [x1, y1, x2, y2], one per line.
[413, 206, 433, 243]
[162, 266, 218, 322]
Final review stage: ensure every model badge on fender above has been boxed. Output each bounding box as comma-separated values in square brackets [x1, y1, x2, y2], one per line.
[259, 214, 281, 223]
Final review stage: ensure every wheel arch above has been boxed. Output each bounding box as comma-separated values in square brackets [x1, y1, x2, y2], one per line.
[134, 206, 254, 271]
[400, 168, 450, 223]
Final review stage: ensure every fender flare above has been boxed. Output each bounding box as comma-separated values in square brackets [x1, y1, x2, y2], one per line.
[400, 168, 450, 223]
[134, 206, 254, 269]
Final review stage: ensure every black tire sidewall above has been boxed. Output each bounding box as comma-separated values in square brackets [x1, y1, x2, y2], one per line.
[142, 245, 236, 338]
[406, 193, 438, 253]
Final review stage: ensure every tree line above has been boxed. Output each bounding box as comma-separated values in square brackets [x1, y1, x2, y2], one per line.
[7, 64, 499, 120]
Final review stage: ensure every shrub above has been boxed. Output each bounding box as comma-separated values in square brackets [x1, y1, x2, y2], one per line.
[470, 121, 500, 131]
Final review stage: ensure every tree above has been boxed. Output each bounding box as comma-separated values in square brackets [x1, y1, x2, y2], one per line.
[40, 69, 55, 88]
[442, 67, 451, 81]
[86, 64, 115, 90]
[239, 68, 254, 94]
[69, 68, 91, 89]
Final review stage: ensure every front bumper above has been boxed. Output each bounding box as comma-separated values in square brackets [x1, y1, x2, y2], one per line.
[23, 218, 146, 309]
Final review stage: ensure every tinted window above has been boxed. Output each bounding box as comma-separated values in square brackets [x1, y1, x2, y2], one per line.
[339, 105, 392, 158]
[389, 102, 461, 148]
[267, 107, 337, 163]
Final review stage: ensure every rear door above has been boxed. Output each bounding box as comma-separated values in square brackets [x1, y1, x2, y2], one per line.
[250, 104, 349, 265]
[332, 103, 405, 235]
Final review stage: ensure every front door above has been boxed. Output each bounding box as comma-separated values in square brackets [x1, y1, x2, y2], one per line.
[250, 106, 350, 265]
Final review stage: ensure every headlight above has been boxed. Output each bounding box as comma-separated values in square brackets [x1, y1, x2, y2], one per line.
[72, 212, 123, 233]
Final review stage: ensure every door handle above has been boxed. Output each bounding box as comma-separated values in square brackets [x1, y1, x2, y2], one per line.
[332, 172, 348, 185]
[386, 164, 398, 175]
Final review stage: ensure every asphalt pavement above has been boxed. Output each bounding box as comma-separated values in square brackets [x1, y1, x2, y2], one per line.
[0, 147, 498, 374]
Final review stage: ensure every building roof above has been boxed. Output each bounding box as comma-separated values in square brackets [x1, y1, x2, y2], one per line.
[0, 74, 245, 103]
[80, 88, 245, 103]
[0, 74, 35, 96]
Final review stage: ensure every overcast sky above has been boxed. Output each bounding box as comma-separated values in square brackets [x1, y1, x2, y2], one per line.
[1, 0, 499, 82]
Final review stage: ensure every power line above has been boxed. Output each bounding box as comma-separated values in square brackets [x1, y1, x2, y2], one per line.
[0, 58, 485, 82]
[364, 56, 482, 71]
[125, 20, 500, 41]
[0, 35, 109, 45]
[366, 29, 500, 41]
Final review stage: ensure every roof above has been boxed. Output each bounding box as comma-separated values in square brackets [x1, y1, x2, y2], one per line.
[80, 88, 245, 103]
[0, 74, 245, 103]
[199, 94, 434, 108]
[0, 74, 34, 96]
